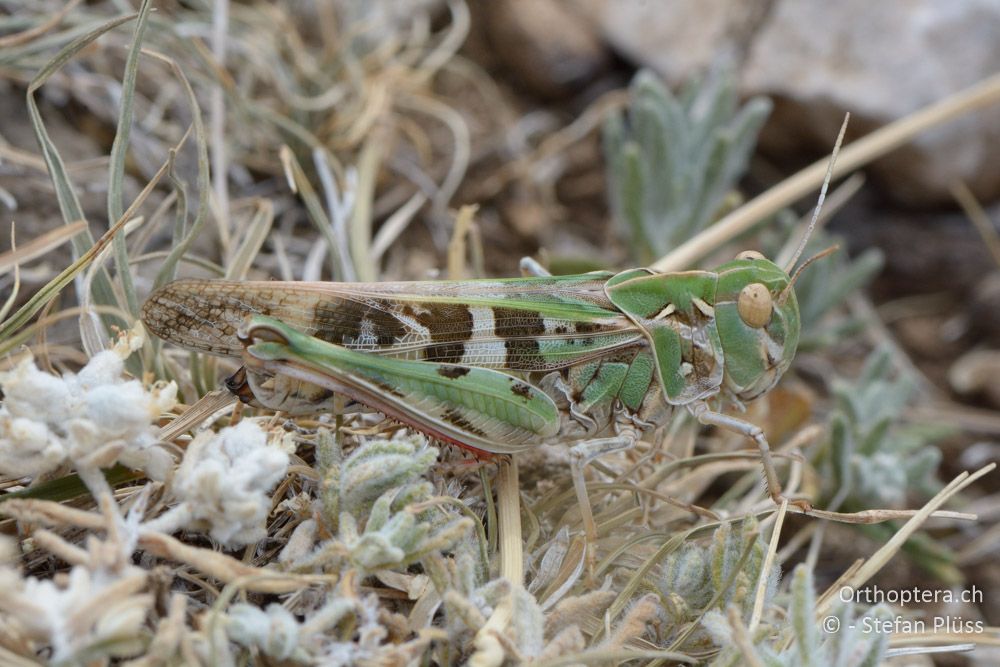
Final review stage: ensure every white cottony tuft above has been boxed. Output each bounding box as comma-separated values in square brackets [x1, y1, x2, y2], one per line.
[0, 337, 177, 479]
[0, 564, 150, 663]
[169, 420, 291, 547]
[227, 603, 304, 661]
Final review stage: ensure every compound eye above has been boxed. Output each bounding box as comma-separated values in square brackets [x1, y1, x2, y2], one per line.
[737, 283, 773, 328]
[737, 250, 767, 261]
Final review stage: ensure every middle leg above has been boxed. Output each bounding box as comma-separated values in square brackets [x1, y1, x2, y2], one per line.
[569, 428, 638, 572]
[691, 402, 811, 511]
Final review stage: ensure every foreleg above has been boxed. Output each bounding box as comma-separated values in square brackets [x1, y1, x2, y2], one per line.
[569, 429, 638, 572]
[690, 403, 810, 511]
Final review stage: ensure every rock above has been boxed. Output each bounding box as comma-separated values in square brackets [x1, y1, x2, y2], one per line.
[577, 0, 768, 85]
[576, 0, 1000, 205]
[843, 205, 997, 296]
[950, 349, 1000, 408]
[475, 0, 609, 99]
[969, 273, 1000, 345]
[744, 0, 1000, 205]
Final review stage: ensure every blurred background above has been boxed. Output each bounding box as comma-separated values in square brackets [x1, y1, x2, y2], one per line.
[5, 1, 1000, 383]
[3, 1, 1000, 663]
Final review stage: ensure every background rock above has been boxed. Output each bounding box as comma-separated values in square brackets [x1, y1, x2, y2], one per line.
[573, 0, 1000, 206]
[474, 0, 609, 99]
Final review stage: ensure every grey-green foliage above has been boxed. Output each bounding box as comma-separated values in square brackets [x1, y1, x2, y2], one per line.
[706, 565, 892, 667]
[318, 430, 439, 524]
[604, 68, 772, 264]
[339, 482, 472, 570]
[305, 432, 474, 571]
[658, 517, 779, 646]
[226, 583, 425, 664]
[786, 232, 884, 350]
[227, 602, 311, 662]
[441, 579, 547, 660]
[817, 348, 943, 510]
[339, 434, 439, 516]
[427, 541, 547, 659]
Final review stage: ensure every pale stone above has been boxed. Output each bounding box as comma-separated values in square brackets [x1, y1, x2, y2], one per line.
[478, 0, 609, 98]
[576, 0, 1000, 204]
[743, 0, 1000, 204]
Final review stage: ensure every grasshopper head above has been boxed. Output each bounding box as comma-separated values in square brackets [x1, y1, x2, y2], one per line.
[714, 251, 800, 401]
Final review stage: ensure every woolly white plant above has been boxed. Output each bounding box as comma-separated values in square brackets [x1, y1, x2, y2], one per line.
[226, 590, 400, 664]
[143, 420, 292, 547]
[0, 327, 176, 481]
[0, 503, 153, 665]
[704, 565, 891, 666]
[281, 433, 475, 573]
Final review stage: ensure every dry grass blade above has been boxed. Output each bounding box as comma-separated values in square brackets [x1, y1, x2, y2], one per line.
[350, 130, 385, 282]
[106, 0, 155, 318]
[796, 507, 977, 523]
[314, 148, 357, 281]
[156, 390, 238, 442]
[447, 204, 478, 280]
[0, 220, 88, 277]
[142, 48, 211, 291]
[224, 200, 275, 280]
[25, 11, 139, 318]
[279, 145, 348, 280]
[0, 224, 20, 324]
[497, 456, 523, 585]
[951, 181, 1000, 269]
[750, 499, 787, 632]
[137, 533, 333, 594]
[818, 463, 996, 617]
[887, 641, 981, 658]
[652, 72, 1000, 271]
[0, 210, 133, 341]
[210, 0, 232, 238]
[0, 0, 82, 49]
[1, 499, 105, 530]
[371, 191, 428, 264]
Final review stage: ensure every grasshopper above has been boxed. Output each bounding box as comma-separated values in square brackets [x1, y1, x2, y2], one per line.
[142, 243, 833, 552]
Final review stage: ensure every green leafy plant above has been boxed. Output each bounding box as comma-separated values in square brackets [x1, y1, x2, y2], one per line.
[788, 233, 884, 350]
[294, 432, 476, 572]
[658, 517, 779, 647]
[816, 348, 944, 511]
[706, 565, 892, 666]
[809, 349, 957, 580]
[604, 68, 772, 264]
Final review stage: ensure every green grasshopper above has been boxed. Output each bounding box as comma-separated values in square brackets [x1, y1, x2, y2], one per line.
[142, 243, 833, 552]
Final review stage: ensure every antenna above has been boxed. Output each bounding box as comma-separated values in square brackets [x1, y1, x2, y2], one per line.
[777, 244, 839, 305]
[784, 113, 851, 272]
